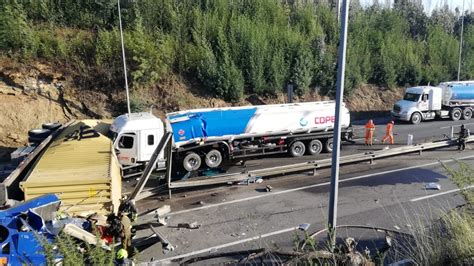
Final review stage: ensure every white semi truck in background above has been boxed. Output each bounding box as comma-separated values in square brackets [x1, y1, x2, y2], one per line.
[391, 81, 474, 124]
[109, 101, 352, 173]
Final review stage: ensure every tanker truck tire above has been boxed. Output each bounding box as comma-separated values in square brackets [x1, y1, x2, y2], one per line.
[289, 141, 305, 157]
[205, 149, 223, 168]
[306, 139, 323, 155]
[450, 108, 462, 121]
[462, 108, 472, 120]
[183, 152, 201, 172]
[324, 138, 334, 153]
[410, 113, 422, 124]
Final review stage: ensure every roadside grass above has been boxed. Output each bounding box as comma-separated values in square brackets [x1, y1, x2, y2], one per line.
[390, 162, 474, 265]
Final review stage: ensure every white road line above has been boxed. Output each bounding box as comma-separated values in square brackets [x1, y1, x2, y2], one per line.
[168, 154, 474, 216]
[154, 226, 298, 263]
[410, 185, 474, 202]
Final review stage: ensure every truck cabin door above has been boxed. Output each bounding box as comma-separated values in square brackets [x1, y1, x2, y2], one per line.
[114, 132, 137, 165]
[142, 130, 163, 162]
[419, 93, 429, 111]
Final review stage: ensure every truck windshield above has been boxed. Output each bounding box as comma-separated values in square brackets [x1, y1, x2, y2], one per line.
[403, 93, 420, 102]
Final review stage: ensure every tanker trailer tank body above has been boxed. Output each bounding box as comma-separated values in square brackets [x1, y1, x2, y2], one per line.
[167, 101, 352, 171]
[442, 83, 474, 104]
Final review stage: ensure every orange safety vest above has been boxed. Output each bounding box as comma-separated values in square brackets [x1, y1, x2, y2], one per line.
[365, 121, 375, 131]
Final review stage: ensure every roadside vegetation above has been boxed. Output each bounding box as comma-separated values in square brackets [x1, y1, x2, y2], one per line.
[0, 0, 472, 103]
[402, 162, 474, 264]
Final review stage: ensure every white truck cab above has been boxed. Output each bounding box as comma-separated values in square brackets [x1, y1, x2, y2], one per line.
[391, 86, 442, 124]
[109, 112, 165, 166]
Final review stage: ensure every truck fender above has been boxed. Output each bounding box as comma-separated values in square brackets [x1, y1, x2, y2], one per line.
[217, 141, 231, 159]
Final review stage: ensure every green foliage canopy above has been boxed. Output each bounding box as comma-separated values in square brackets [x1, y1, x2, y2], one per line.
[0, 0, 471, 101]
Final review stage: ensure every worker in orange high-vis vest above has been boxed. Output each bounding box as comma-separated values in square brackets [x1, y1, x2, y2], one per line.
[365, 119, 376, 146]
[382, 121, 395, 144]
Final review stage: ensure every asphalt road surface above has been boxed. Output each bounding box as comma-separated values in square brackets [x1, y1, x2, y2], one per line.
[133, 118, 474, 264]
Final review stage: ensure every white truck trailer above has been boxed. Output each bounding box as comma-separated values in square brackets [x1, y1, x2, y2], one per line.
[391, 81, 474, 124]
[109, 101, 352, 172]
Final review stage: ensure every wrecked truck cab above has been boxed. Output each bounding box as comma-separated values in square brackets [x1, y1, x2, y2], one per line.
[110, 112, 166, 167]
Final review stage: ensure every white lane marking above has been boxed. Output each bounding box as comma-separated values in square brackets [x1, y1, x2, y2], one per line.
[155, 226, 298, 263]
[168, 154, 474, 216]
[440, 123, 474, 129]
[410, 185, 474, 202]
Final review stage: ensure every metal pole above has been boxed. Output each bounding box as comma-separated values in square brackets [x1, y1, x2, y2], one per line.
[327, 0, 349, 251]
[458, 0, 465, 81]
[166, 138, 173, 199]
[118, 0, 131, 115]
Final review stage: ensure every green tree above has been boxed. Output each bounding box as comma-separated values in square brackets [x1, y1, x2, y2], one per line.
[0, 2, 35, 56]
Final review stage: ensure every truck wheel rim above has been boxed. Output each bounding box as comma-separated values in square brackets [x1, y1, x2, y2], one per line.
[327, 141, 333, 151]
[311, 144, 319, 152]
[413, 114, 420, 123]
[205, 150, 222, 168]
[184, 153, 201, 171]
[291, 142, 305, 156]
[294, 145, 303, 154]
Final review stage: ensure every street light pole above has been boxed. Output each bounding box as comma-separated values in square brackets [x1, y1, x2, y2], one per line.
[458, 0, 465, 81]
[118, 0, 131, 115]
[327, 0, 350, 251]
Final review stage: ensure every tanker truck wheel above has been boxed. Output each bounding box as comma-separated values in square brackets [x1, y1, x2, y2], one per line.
[450, 108, 462, 121]
[205, 149, 223, 168]
[462, 108, 472, 120]
[324, 138, 334, 153]
[183, 152, 201, 172]
[306, 139, 323, 155]
[410, 112, 422, 124]
[289, 141, 305, 157]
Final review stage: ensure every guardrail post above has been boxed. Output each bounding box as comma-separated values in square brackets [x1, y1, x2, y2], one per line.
[407, 134, 413, 145]
[312, 168, 318, 176]
[451, 126, 454, 139]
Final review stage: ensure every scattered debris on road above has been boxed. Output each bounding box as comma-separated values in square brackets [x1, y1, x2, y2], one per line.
[265, 185, 273, 192]
[177, 222, 200, 229]
[237, 175, 263, 185]
[298, 223, 311, 231]
[425, 182, 441, 190]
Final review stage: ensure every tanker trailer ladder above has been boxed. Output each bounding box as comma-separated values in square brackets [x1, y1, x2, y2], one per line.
[166, 136, 474, 193]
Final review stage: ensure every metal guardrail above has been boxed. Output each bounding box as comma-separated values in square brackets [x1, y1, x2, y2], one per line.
[168, 136, 474, 190]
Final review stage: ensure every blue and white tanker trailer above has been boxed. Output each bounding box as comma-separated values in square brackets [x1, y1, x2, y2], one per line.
[110, 101, 352, 171]
[392, 81, 474, 124]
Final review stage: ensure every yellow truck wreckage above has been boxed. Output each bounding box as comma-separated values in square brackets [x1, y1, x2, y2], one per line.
[19, 120, 121, 215]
